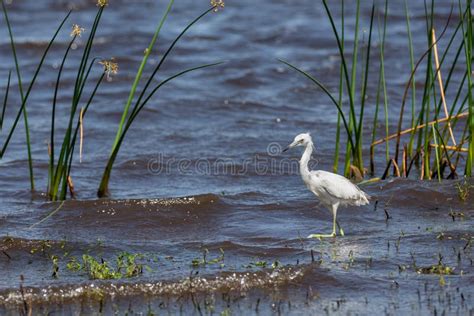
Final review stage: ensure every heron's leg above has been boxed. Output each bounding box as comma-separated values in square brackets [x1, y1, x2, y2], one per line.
[307, 204, 338, 239]
[336, 220, 345, 236]
[332, 203, 344, 236]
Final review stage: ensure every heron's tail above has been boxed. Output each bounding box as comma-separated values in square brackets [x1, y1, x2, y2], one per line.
[356, 191, 370, 206]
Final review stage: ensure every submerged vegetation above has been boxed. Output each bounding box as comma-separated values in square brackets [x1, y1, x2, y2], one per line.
[456, 178, 473, 200]
[0, 0, 222, 200]
[74, 252, 147, 280]
[281, 0, 474, 181]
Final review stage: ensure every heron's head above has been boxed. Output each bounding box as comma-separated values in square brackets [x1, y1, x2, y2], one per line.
[283, 133, 312, 152]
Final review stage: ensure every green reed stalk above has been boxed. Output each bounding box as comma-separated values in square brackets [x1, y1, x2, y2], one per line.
[355, 4, 375, 171]
[343, 0, 361, 177]
[380, 1, 389, 165]
[405, 0, 417, 157]
[350, 1, 360, 101]
[397, 0, 453, 175]
[66, 73, 105, 175]
[97, 5, 221, 197]
[2, 0, 35, 190]
[421, 0, 436, 179]
[434, 125, 455, 177]
[442, 72, 468, 138]
[370, 2, 388, 175]
[49, 5, 106, 201]
[333, 0, 344, 173]
[110, 0, 174, 153]
[48, 36, 76, 195]
[0, 10, 71, 159]
[279, 60, 355, 152]
[370, 71, 381, 175]
[0, 71, 11, 131]
[460, 0, 473, 176]
[454, 106, 470, 169]
[321, 0, 359, 177]
[58, 11, 105, 200]
[431, 124, 441, 180]
[98, 62, 222, 198]
[59, 73, 105, 200]
[51, 58, 104, 200]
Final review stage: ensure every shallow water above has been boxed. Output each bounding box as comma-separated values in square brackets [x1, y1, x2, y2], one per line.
[0, 0, 473, 314]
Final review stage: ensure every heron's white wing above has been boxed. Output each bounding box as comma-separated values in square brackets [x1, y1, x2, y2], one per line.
[311, 170, 369, 205]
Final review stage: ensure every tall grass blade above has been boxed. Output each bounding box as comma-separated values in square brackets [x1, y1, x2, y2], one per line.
[321, 0, 357, 137]
[98, 62, 223, 197]
[343, 0, 361, 176]
[278, 59, 355, 152]
[49, 36, 76, 197]
[370, 0, 388, 174]
[50, 11, 105, 197]
[333, 0, 344, 173]
[380, 0, 390, 164]
[460, 0, 473, 176]
[0, 11, 71, 157]
[393, 5, 453, 168]
[355, 4, 375, 172]
[62, 73, 106, 200]
[2, 0, 35, 190]
[434, 125, 456, 177]
[98, 5, 218, 197]
[405, 0, 417, 157]
[49, 5, 105, 200]
[129, 7, 216, 121]
[0, 71, 11, 131]
[111, 0, 174, 152]
[431, 124, 441, 180]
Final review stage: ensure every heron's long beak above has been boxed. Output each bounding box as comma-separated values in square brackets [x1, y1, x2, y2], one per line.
[283, 141, 297, 152]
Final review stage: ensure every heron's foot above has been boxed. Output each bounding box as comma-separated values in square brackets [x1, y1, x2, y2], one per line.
[307, 233, 336, 240]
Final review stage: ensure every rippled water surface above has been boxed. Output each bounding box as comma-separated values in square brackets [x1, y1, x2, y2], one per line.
[0, 0, 473, 314]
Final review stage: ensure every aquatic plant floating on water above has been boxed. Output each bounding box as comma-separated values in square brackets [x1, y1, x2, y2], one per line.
[282, 133, 369, 239]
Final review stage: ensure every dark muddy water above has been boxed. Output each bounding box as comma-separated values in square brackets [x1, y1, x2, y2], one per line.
[0, 0, 473, 314]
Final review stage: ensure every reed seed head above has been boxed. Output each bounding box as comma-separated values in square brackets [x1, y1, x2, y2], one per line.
[211, 0, 224, 12]
[70, 24, 85, 37]
[99, 58, 118, 79]
[97, 0, 108, 7]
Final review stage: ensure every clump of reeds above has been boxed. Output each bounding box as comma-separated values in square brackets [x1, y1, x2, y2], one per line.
[280, 0, 375, 179]
[281, 0, 473, 181]
[0, 0, 222, 200]
[1, 0, 71, 191]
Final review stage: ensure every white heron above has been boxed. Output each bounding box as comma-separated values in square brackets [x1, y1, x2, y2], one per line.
[283, 133, 369, 239]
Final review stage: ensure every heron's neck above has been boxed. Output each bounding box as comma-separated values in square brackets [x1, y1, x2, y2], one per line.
[300, 142, 313, 177]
